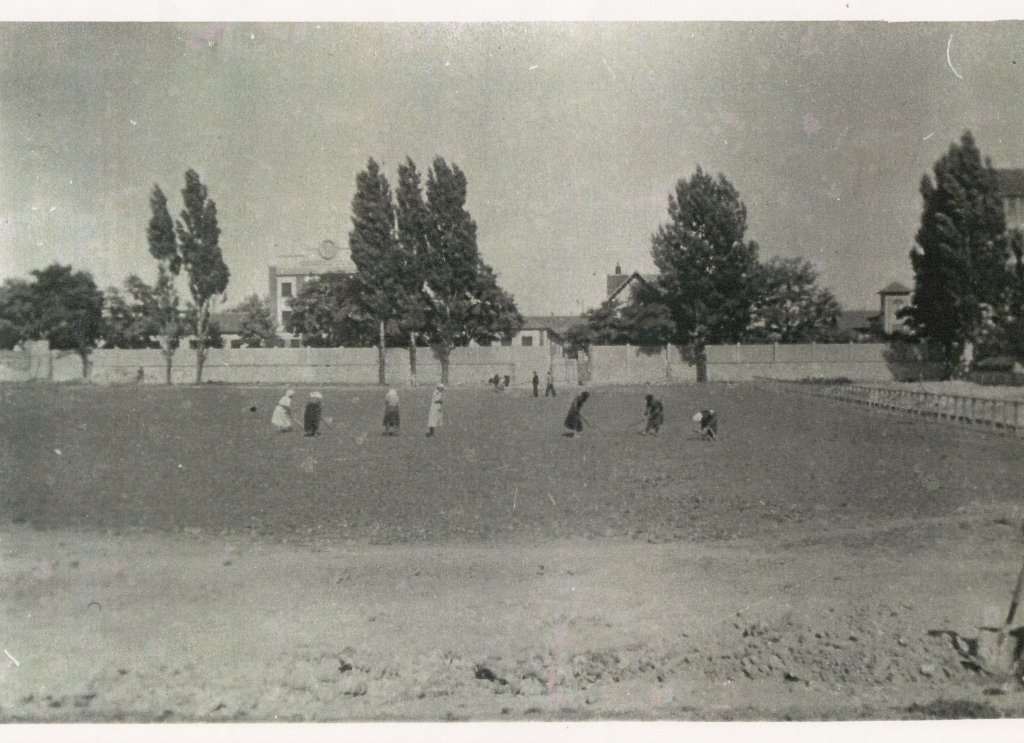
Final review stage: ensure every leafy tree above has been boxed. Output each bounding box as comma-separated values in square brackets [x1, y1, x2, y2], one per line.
[27, 264, 104, 376]
[101, 275, 164, 349]
[747, 257, 841, 342]
[349, 158, 403, 384]
[650, 166, 759, 380]
[236, 294, 278, 348]
[175, 169, 229, 383]
[147, 184, 184, 383]
[565, 292, 675, 351]
[285, 273, 377, 347]
[0, 278, 34, 349]
[418, 157, 523, 383]
[904, 131, 1013, 375]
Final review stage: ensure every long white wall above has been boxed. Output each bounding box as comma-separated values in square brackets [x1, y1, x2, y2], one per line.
[0, 342, 942, 386]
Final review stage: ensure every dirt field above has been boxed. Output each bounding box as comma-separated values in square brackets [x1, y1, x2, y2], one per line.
[2, 382, 1024, 722]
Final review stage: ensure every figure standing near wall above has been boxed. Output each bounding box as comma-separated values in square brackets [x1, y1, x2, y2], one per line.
[532, 371, 539, 397]
[545, 368, 557, 397]
[383, 387, 400, 436]
[426, 383, 444, 436]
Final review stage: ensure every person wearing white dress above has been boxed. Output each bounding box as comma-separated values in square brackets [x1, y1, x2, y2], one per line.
[426, 383, 444, 436]
[271, 389, 295, 432]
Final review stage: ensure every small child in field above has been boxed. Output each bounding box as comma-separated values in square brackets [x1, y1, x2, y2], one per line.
[693, 409, 718, 440]
[426, 383, 444, 436]
[304, 391, 324, 437]
[383, 388, 400, 436]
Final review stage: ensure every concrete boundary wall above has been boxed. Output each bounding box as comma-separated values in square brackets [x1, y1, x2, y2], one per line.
[3, 341, 942, 386]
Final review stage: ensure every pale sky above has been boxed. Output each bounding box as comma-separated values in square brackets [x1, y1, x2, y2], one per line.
[2, 18, 1024, 315]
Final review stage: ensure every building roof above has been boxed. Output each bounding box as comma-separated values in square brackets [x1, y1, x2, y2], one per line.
[835, 310, 877, 333]
[878, 281, 911, 295]
[607, 271, 659, 302]
[995, 168, 1024, 198]
[521, 315, 583, 336]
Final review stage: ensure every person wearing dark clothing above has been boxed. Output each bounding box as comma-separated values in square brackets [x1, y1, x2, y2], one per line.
[544, 368, 557, 397]
[503, 374, 511, 389]
[563, 391, 590, 437]
[532, 371, 540, 397]
[303, 391, 324, 437]
[693, 408, 718, 440]
[643, 394, 664, 435]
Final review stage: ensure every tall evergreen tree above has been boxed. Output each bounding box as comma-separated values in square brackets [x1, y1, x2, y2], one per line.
[905, 131, 1012, 374]
[348, 158, 402, 385]
[394, 158, 432, 385]
[147, 184, 184, 383]
[649, 166, 759, 380]
[175, 169, 230, 383]
[419, 157, 523, 384]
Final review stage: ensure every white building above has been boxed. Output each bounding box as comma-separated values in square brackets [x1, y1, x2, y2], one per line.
[268, 240, 355, 345]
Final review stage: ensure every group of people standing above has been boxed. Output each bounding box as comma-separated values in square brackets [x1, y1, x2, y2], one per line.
[270, 384, 446, 438]
[271, 389, 327, 437]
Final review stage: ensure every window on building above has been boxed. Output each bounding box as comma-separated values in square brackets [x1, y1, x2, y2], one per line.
[230, 339, 243, 349]
[289, 338, 301, 348]
[281, 281, 293, 298]
[281, 310, 292, 326]
[500, 337, 512, 347]
[521, 336, 534, 346]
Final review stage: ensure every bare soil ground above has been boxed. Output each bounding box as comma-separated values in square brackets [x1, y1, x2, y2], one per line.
[2, 382, 1024, 721]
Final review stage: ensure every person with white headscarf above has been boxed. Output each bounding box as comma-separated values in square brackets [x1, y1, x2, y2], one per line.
[426, 383, 444, 436]
[383, 387, 400, 436]
[271, 389, 295, 432]
[303, 391, 324, 437]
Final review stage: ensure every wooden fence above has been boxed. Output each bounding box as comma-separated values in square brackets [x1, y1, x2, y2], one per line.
[760, 379, 1024, 438]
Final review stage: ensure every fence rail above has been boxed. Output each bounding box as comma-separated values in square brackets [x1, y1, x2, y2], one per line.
[759, 378, 1024, 438]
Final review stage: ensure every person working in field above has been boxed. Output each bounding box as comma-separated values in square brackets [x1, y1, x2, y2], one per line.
[303, 391, 325, 437]
[643, 393, 665, 436]
[693, 408, 718, 440]
[563, 390, 591, 437]
[271, 388, 295, 433]
[383, 387, 400, 436]
[426, 383, 444, 437]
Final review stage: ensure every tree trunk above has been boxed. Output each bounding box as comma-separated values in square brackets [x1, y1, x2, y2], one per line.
[408, 331, 417, 387]
[195, 302, 208, 384]
[695, 343, 708, 383]
[378, 319, 387, 386]
[438, 344, 451, 386]
[79, 350, 90, 379]
[163, 345, 174, 385]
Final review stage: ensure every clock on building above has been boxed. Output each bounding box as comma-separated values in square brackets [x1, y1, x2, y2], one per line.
[317, 239, 338, 260]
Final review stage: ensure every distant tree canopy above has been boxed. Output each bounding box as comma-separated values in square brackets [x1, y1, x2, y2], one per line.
[285, 272, 378, 348]
[236, 294, 278, 348]
[0, 264, 104, 375]
[746, 257, 841, 343]
[101, 275, 165, 349]
[904, 131, 1015, 375]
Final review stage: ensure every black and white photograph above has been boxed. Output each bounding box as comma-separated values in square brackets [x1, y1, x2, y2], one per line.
[3, 3, 1024, 738]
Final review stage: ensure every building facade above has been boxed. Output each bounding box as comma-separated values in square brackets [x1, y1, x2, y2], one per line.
[268, 240, 355, 344]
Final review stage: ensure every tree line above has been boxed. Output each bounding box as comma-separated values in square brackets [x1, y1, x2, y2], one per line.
[3, 133, 1022, 383]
